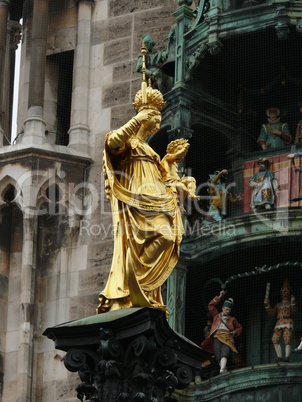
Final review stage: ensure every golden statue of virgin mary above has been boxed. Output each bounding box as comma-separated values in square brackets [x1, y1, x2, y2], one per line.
[97, 45, 185, 317]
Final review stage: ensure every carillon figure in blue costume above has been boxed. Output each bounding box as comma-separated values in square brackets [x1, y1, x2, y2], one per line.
[258, 107, 291, 150]
[249, 158, 279, 210]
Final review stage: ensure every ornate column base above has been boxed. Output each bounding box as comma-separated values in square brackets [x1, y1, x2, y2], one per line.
[68, 124, 90, 153]
[22, 107, 47, 145]
[44, 308, 211, 402]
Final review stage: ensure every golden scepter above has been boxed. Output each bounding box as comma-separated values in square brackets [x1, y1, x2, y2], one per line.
[141, 41, 147, 104]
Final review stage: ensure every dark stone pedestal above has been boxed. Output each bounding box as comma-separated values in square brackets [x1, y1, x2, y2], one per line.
[43, 307, 211, 401]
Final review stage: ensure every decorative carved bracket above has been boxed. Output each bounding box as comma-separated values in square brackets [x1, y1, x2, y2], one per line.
[275, 21, 289, 40]
[208, 39, 223, 56]
[185, 43, 208, 81]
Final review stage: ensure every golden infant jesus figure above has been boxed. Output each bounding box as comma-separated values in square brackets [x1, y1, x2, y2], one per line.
[160, 138, 200, 212]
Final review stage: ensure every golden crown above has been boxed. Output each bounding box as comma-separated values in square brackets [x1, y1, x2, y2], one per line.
[133, 84, 166, 112]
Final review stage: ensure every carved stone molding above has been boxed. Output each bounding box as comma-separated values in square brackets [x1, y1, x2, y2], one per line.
[180, 208, 302, 265]
[176, 363, 302, 400]
[9, 20, 22, 51]
[0, 147, 91, 226]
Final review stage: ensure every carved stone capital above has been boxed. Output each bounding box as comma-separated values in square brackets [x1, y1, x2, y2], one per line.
[44, 308, 212, 402]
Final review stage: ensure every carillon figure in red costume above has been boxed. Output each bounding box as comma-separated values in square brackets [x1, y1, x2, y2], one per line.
[208, 290, 242, 374]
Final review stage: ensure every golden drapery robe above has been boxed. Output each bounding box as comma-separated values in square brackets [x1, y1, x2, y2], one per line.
[97, 120, 184, 315]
